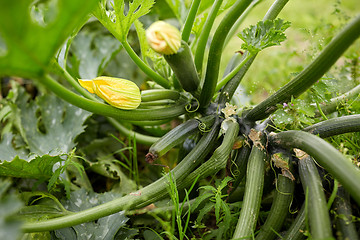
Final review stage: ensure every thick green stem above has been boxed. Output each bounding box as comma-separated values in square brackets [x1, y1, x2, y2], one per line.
[219, 0, 289, 104]
[53, 61, 96, 100]
[39, 74, 188, 121]
[22, 119, 220, 232]
[199, 0, 252, 108]
[194, 0, 223, 72]
[106, 118, 159, 145]
[263, 0, 289, 21]
[303, 114, 360, 138]
[224, 0, 263, 48]
[181, 0, 201, 42]
[215, 52, 253, 92]
[298, 156, 334, 240]
[121, 41, 171, 88]
[270, 130, 360, 205]
[232, 131, 266, 239]
[245, 14, 360, 121]
[179, 121, 239, 188]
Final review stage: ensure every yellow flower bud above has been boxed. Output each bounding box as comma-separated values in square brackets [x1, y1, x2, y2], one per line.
[78, 76, 141, 110]
[146, 21, 181, 55]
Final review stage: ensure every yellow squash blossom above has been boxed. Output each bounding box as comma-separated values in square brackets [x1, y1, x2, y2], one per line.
[146, 21, 181, 55]
[78, 76, 141, 110]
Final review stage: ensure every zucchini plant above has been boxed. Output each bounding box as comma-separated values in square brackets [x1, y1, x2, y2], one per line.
[0, 0, 360, 239]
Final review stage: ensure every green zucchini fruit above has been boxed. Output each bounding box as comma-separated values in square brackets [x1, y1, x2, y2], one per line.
[146, 115, 215, 163]
[255, 156, 295, 240]
[232, 130, 267, 239]
[178, 120, 239, 188]
[164, 41, 200, 93]
[270, 130, 360, 205]
[303, 114, 360, 138]
[299, 156, 334, 240]
[22, 119, 221, 233]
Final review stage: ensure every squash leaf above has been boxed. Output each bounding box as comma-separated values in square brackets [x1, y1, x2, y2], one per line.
[93, 0, 155, 43]
[54, 189, 129, 240]
[0, 0, 99, 78]
[238, 18, 291, 55]
[0, 180, 23, 240]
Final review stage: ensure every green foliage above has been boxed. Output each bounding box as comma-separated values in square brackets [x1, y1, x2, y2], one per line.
[192, 177, 233, 239]
[273, 97, 316, 130]
[53, 189, 128, 240]
[0, 179, 23, 240]
[0, 154, 62, 180]
[164, 0, 187, 24]
[0, 0, 98, 78]
[1, 0, 360, 239]
[19, 94, 91, 156]
[238, 18, 291, 55]
[69, 25, 122, 79]
[93, 0, 155, 43]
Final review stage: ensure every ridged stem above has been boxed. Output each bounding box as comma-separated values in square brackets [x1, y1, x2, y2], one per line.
[298, 156, 334, 240]
[22, 119, 221, 232]
[194, 0, 223, 72]
[121, 41, 171, 88]
[232, 132, 267, 239]
[223, 0, 263, 48]
[216, 52, 254, 92]
[270, 130, 360, 205]
[245, 14, 360, 121]
[303, 114, 360, 138]
[199, 0, 252, 108]
[255, 159, 295, 240]
[179, 121, 239, 188]
[39, 74, 188, 121]
[181, 0, 201, 42]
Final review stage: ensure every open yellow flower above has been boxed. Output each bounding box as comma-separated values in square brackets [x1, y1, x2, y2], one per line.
[146, 21, 181, 55]
[78, 76, 141, 110]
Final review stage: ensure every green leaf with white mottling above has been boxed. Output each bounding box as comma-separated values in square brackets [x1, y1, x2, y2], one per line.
[19, 94, 91, 156]
[54, 189, 128, 240]
[69, 26, 122, 79]
[0, 180, 23, 240]
[0, 133, 28, 161]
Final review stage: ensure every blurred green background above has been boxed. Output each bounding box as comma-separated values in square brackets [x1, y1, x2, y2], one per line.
[221, 0, 360, 104]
